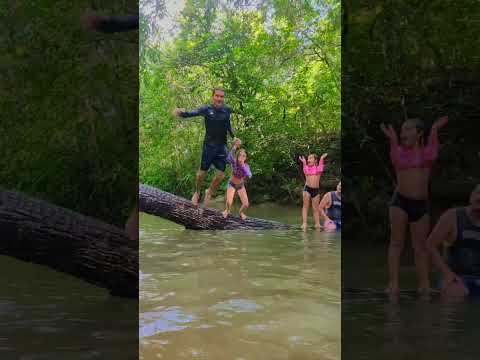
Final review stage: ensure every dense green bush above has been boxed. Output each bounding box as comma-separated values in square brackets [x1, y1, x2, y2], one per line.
[0, 2, 138, 226]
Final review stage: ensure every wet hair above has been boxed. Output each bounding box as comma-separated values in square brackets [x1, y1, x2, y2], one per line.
[405, 118, 425, 146]
[236, 148, 247, 162]
[212, 88, 225, 96]
[308, 153, 319, 165]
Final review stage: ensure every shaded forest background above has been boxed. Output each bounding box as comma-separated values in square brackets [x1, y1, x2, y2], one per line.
[0, 1, 138, 226]
[139, 0, 341, 204]
[342, 0, 480, 240]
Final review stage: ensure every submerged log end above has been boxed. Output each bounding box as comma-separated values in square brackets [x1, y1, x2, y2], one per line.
[0, 188, 138, 298]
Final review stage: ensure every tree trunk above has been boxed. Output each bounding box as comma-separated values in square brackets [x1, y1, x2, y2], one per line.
[0, 188, 138, 298]
[139, 184, 292, 230]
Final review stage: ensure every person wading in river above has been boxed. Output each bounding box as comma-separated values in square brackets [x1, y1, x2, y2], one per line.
[319, 181, 341, 231]
[81, 8, 139, 241]
[299, 153, 328, 231]
[380, 115, 449, 295]
[173, 89, 240, 207]
[428, 185, 480, 297]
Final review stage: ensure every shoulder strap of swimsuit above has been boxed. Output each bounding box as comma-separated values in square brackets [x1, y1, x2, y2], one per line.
[330, 191, 336, 202]
[455, 207, 467, 244]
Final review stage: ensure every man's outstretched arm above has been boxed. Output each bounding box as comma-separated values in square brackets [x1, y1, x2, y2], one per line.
[82, 10, 139, 33]
[99, 15, 139, 33]
[172, 106, 207, 118]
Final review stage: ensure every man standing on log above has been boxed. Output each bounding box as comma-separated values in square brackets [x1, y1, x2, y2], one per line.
[173, 89, 240, 207]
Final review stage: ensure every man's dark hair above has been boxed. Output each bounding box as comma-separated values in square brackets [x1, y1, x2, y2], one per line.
[212, 88, 225, 95]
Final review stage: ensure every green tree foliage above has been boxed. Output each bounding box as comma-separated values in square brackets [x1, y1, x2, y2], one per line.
[0, 1, 138, 226]
[140, 0, 341, 203]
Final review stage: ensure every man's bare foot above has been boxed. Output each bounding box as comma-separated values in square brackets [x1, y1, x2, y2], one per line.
[240, 212, 247, 220]
[191, 192, 200, 206]
[315, 224, 322, 231]
[222, 209, 229, 218]
[301, 223, 308, 231]
[204, 189, 212, 207]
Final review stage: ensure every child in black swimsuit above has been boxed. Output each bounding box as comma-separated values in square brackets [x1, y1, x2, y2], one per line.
[299, 153, 328, 231]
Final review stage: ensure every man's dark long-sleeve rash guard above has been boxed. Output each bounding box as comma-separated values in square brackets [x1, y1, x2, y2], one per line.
[180, 105, 235, 146]
[98, 15, 139, 33]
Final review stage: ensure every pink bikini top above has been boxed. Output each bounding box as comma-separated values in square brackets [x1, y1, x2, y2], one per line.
[390, 127, 439, 170]
[303, 158, 325, 176]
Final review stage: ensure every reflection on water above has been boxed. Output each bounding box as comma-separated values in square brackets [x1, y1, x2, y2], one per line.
[343, 243, 480, 360]
[140, 204, 341, 360]
[0, 256, 137, 359]
[140, 307, 196, 337]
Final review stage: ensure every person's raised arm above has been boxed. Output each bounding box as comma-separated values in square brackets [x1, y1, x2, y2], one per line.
[299, 156, 308, 174]
[227, 142, 239, 164]
[380, 123, 399, 145]
[227, 116, 235, 139]
[423, 116, 447, 161]
[432, 115, 449, 131]
[381, 123, 401, 165]
[426, 115, 448, 151]
[318, 153, 328, 172]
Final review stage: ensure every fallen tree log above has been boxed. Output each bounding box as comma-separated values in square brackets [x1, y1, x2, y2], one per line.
[139, 184, 292, 230]
[0, 188, 138, 298]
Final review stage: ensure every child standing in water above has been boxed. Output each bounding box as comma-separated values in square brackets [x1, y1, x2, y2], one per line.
[381, 116, 448, 295]
[222, 140, 252, 220]
[299, 153, 328, 231]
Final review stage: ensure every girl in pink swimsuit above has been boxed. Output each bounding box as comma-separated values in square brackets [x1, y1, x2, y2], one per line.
[381, 116, 449, 295]
[299, 153, 328, 231]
